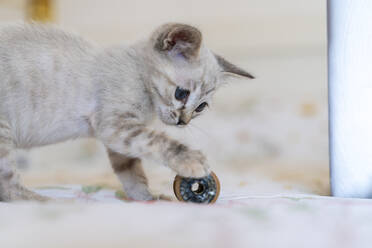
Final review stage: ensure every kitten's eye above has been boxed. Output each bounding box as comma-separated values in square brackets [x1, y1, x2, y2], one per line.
[195, 102, 208, 113]
[175, 87, 190, 101]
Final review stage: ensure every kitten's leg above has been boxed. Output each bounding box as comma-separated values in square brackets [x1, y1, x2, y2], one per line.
[98, 119, 210, 180]
[107, 149, 170, 201]
[0, 120, 48, 202]
[107, 149, 152, 200]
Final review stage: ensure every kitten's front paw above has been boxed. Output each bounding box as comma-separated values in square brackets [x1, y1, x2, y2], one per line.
[173, 150, 210, 178]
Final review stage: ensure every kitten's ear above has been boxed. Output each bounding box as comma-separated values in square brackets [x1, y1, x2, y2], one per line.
[215, 54, 255, 79]
[153, 23, 202, 60]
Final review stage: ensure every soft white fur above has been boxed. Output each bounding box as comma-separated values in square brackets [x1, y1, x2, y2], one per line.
[0, 23, 250, 201]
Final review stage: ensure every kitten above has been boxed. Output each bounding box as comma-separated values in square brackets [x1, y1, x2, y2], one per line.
[0, 23, 253, 201]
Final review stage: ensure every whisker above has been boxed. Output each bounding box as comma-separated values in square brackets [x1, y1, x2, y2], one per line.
[188, 122, 217, 143]
[184, 125, 197, 141]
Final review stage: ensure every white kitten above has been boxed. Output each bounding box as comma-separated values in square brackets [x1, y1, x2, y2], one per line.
[0, 23, 253, 201]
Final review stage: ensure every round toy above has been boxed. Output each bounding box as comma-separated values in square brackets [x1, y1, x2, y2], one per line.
[173, 171, 220, 204]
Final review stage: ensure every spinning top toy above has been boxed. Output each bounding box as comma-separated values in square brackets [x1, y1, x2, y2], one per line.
[173, 171, 220, 204]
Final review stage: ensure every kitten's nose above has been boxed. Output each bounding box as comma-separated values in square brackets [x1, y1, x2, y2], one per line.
[177, 119, 186, 125]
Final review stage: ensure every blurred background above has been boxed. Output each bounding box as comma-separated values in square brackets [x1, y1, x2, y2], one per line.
[0, 0, 328, 197]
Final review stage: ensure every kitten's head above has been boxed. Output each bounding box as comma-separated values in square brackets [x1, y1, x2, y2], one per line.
[147, 23, 254, 126]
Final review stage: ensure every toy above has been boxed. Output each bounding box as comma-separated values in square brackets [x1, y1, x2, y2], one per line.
[173, 171, 220, 204]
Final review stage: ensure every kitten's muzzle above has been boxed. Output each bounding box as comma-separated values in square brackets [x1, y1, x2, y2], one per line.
[176, 112, 191, 126]
[177, 119, 186, 126]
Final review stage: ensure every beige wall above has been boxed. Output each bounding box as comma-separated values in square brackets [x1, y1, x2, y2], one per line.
[1, 0, 326, 53]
